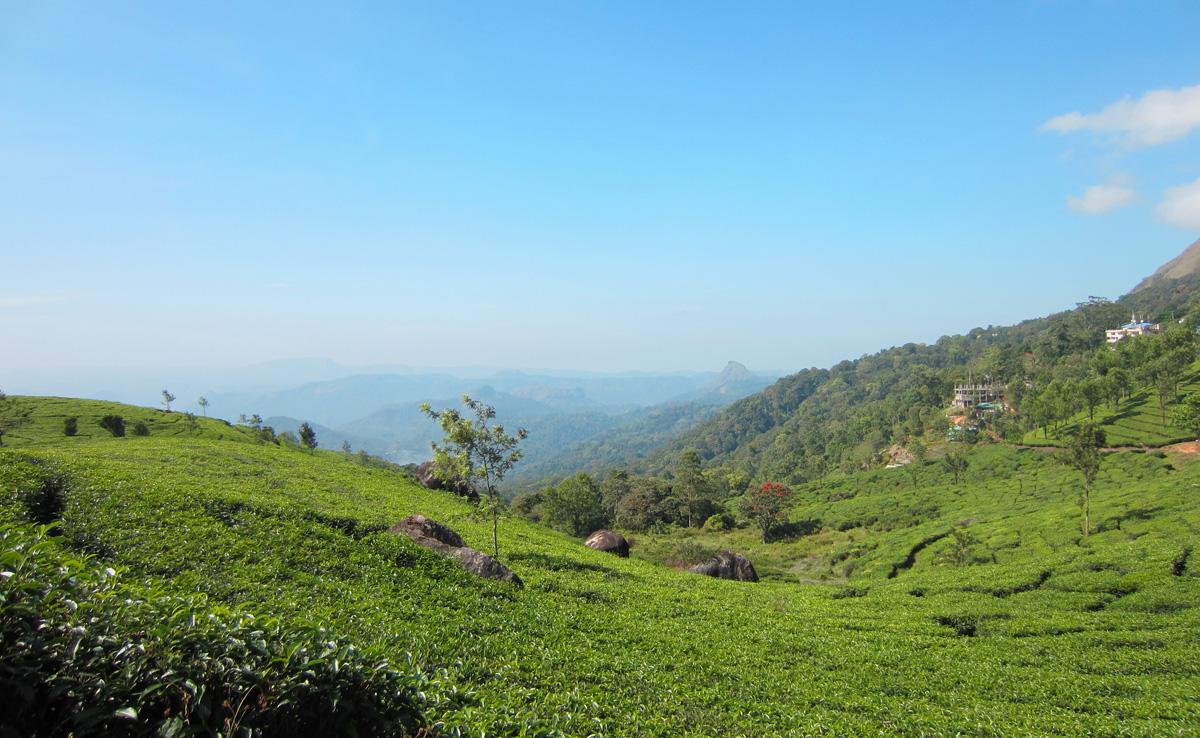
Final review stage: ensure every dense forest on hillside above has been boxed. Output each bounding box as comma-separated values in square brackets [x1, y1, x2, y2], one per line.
[635, 272, 1200, 487]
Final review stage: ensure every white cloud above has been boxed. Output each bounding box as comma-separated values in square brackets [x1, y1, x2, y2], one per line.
[1156, 177, 1200, 229]
[1067, 183, 1135, 214]
[1042, 84, 1200, 147]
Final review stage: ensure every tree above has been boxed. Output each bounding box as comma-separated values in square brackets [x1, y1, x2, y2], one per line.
[197, 396, 209, 417]
[161, 389, 176, 412]
[299, 422, 318, 450]
[675, 449, 715, 528]
[1080, 377, 1103, 423]
[941, 451, 969, 485]
[1104, 368, 1130, 410]
[907, 439, 927, 488]
[341, 440, 353, 455]
[599, 470, 633, 522]
[1172, 393, 1200, 439]
[63, 416, 78, 437]
[0, 391, 32, 446]
[1058, 424, 1105, 537]
[741, 481, 793, 543]
[935, 526, 979, 567]
[421, 395, 527, 559]
[541, 472, 605, 536]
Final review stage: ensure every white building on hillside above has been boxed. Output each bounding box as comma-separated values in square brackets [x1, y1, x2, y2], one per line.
[1106, 314, 1162, 344]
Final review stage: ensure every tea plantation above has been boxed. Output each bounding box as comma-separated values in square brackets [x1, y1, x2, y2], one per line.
[2, 397, 1199, 736]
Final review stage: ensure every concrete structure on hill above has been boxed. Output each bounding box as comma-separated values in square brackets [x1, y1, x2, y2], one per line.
[952, 382, 1002, 409]
[1105, 314, 1162, 344]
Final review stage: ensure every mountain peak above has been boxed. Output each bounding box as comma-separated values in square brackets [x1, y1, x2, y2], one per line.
[717, 361, 753, 383]
[1131, 238, 1200, 293]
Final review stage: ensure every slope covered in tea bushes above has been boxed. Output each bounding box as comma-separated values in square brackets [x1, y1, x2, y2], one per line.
[2, 397, 1199, 736]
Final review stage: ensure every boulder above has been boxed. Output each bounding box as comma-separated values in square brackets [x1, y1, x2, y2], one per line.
[413, 460, 479, 503]
[688, 550, 758, 582]
[391, 514, 521, 585]
[584, 529, 630, 558]
[391, 514, 465, 548]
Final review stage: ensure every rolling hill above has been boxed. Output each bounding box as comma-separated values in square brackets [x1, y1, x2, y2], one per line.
[2, 395, 1199, 735]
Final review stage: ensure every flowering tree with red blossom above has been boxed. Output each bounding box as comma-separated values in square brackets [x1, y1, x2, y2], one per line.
[741, 481, 793, 543]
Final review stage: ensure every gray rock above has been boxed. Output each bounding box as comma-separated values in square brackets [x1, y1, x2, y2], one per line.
[390, 514, 521, 586]
[689, 550, 758, 582]
[412, 460, 479, 503]
[584, 529, 630, 558]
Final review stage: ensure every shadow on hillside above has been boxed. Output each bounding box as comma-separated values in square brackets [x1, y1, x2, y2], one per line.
[507, 551, 629, 579]
[768, 518, 821, 542]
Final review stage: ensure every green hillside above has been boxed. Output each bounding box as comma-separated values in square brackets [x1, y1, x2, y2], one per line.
[0, 395, 261, 446]
[1020, 362, 1200, 447]
[638, 268, 1200, 486]
[3, 397, 1200, 736]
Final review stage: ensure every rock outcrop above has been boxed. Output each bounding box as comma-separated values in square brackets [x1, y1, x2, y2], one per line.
[689, 550, 758, 582]
[391, 514, 521, 585]
[412, 460, 479, 503]
[584, 529, 630, 558]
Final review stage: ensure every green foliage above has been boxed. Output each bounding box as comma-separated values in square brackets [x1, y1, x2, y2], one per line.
[99, 414, 126, 437]
[675, 449, 716, 527]
[540, 472, 605, 536]
[160, 389, 175, 412]
[740, 481, 794, 542]
[299, 421, 318, 450]
[2, 397, 1199, 736]
[1058, 424, 1106, 536]
[703, 512, 734, 532]
[0, 525, 437, 737]
[421, 395, 527, 559]
[132, 421, 151, 437]
[1170, 392, 1200, 438]
[0, 391, 32, 447]
[613, 476, 676, 531]
[934, 527, 980, 567]
[62, 416, 77, 437]
[941, 451, 969, 485]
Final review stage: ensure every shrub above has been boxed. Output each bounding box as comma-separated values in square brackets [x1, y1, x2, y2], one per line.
[0, 524, 444, 738]
[18, 474, 67, 525]
[63, 417, 78, 436]
[98, 414, 125, 437]
[703, 512, 735, 532]
[132, 421, 150, 436]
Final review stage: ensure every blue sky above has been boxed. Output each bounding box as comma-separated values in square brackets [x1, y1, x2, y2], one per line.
[2, 1, 1199, 375]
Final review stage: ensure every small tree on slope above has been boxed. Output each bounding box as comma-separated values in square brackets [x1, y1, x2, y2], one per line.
[1058, 424, 1105, 537]
[741, 481, 793, 543]
[299, 422, 318, 451]
[422, 395, 527, 559]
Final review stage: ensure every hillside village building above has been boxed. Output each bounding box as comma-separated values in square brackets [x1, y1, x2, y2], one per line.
[1105, 314, 1162, 344]
[952, 382, 1002, 409]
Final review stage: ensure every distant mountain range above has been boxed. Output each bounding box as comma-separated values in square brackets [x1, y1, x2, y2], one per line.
[207, 363, 775, 491]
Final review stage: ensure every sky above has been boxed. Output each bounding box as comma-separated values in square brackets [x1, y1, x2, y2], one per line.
[2, 1, 1200, 377]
